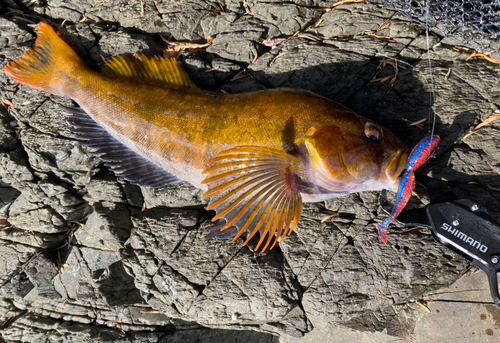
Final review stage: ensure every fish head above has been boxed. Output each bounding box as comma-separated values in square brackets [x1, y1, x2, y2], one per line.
[303, 116, 409, 194]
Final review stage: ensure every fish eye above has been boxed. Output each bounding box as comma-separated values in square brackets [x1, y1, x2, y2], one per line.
[364, 122, 382, 142]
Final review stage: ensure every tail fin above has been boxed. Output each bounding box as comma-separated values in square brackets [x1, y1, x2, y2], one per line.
[4, 22, 84, 95]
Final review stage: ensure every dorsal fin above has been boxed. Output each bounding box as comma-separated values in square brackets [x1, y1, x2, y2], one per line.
[101, 54, 198, 89]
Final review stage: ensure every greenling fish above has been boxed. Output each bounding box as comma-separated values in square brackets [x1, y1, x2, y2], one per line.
[4, 22, 410, 251]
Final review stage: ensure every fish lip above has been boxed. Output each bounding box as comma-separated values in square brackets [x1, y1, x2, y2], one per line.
[385, 147, 410, 187]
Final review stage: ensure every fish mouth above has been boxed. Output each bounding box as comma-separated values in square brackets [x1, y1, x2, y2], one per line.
[384, 148, 410, 188]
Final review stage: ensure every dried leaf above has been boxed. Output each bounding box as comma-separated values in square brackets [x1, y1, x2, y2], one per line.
[100, 248, 119, 252]
[8, 82, 20, 90]
[321, 213, 339, 223]
[13, 16, 36, 24]
[487, 185, 500, 191]
[0, 315, 20, 328]
[1, 98, 14, 107]
[163, 46, 182, 59]
[331, 0, 364, 8]
[412, 189, 421, 200]
[390, 60, 399, 84]
[405, 226, 424, 232]
[402, 118, 426, 129]
[210, 3, 226, 13]
[377, 18, 390, 31]
[251, 52, 258, 64]
[1, 98, 14, 113]
[371, 58, 400, 90]
[13, 127, 22, 140]
[311, 18, 323, 29]
[230, 70, 248, 81]
[444, 68, 451, 80]
[6, 7, 25, 15]
[462, 112, 500, 140]
[483, 55, 500, 63]
[269, 52, 286, 66]
[57, 251, 64, 274]
[163, 36, 214, 49]
[370, 74, 394, 83]
[297, 33, 322, 42]
[67, 220, 84, 227]
[415, 300, 431, 313]
[240, 0, 251, 17]
[367, 33, 395, 41]
[304, 18, 323, 32]
[466, 50, 500, 64]
[465, 51, 478, 61]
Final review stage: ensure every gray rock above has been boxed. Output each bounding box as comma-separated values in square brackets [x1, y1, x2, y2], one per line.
[249, 1, 319, 36]
[0, 0, 499, 342]
[207, 17, 265, 63]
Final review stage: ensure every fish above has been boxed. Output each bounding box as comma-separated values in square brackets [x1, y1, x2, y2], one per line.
[4, 22, 410, 251]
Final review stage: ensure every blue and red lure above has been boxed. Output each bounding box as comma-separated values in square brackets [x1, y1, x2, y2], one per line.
[377, 135, 440, 243]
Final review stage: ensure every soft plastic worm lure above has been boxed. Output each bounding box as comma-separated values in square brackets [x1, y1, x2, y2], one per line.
[377, 135, 440, 243]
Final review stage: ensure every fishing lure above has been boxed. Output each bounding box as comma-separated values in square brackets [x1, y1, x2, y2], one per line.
[377, 135, 440, 243]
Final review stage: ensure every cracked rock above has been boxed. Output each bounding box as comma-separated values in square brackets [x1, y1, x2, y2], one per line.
[0, 1, 499, 342]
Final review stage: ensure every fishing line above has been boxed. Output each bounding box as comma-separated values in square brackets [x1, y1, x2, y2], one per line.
[425, 1, 437, 142]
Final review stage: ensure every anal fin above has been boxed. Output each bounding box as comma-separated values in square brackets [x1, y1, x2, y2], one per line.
[62, 106, 182, 188]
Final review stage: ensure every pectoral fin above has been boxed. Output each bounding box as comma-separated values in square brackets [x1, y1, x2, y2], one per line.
[202, 146, 303, 252]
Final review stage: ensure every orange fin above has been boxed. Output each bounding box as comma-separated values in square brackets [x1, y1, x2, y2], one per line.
[202, 146, 303, 252]
[101, 54, 198, 89]
[4, 22, 85, 94]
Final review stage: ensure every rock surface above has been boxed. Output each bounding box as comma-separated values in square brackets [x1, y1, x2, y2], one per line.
[0, 0, 499, 342]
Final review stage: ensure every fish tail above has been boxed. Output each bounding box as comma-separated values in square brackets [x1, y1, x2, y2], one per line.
[4, 22, 85, 96]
